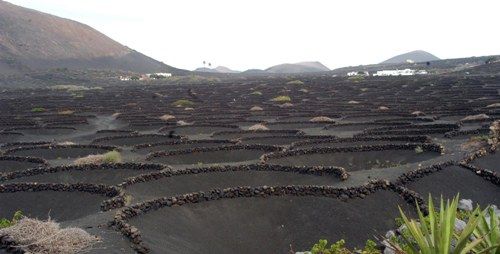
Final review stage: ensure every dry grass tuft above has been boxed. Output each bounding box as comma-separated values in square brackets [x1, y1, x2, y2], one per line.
[461, 114, 489, 121]
[486, 103, 500, 108]
[489, 120, 500, 150]
[177, 120, 192, 126]
[0, 217, 99, 254]
[159, 114, 176, 121]
[57, 110, 74, 115]
[248, 124, 269, 131]
[73, 151, 122, 165]
[411, 111, 425, 116]
[310, 116, 335, 123]
[279, 102, 294, 108]
[250, 106, 263, 111]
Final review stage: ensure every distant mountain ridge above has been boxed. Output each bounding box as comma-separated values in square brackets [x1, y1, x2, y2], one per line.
[265, 61, 330, 73]
[194, 66, 240, 73]
[0, 0, 185, 74]
[382, 50, 440, 64]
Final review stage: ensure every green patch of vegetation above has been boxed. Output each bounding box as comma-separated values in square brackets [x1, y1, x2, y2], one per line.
[414, 146, 424, 154]
[31, 107, 46, 113]
[311, 239, 380, 254]
[271, 95, 291, 103]
[0, 211, 23, 229]
[286, 80, 304, 85]
[102, 150, 122, 163]
[172, 99, 195, 107]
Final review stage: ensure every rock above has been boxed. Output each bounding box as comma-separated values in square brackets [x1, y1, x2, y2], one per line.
[454, 219, 466, 232]
[385, 230, 396, 239]
[384, 246, 396, 254]
[458, 199, 473, 211]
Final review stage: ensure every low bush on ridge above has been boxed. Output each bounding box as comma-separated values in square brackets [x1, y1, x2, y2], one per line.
[172, 99, 195, 107]
[73, 150, 122, 165]
[271, 95, 291, 103]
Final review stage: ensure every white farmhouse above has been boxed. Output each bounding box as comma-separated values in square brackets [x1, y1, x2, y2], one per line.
[373, 69, 419, 76]
[347, 71, 369, 77]
[147, 73, 172, 79]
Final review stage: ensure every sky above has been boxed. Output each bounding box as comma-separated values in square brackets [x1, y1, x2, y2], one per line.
[6, 0, 500, 71]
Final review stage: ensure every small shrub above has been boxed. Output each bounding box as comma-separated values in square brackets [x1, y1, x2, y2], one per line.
[248, 123, 269, 131]
[489, 120, 500, 150]
[102, 150, 122, 163]
[159, 114, 176, 121]
[279, 102, 294, 108]
[411, 111, 425, 116]
[486, 103, 500, 108]
[58, 110, 74, 115]
[310, 116, 335, 123]
[286, 80, 304, 85]
[414, 146, 424, 154]
[177, 120, 192, 126]
[271, 95, 291, 103]
[461, 114, 489, 122]
[31, 107, 46, 113]
[250, 106, 263, 111]
[310, 239, 381, 254]
[172, 99, 195, 107]
[0, 211, 23, 229]
[73, 151, 121, 165]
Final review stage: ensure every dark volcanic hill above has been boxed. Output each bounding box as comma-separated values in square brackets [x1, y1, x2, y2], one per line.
[265, 61, 330, 73]
[0, 0, 185, 74]
[382, 50, 440, 64]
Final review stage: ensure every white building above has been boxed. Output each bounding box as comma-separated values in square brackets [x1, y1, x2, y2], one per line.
[373, 69, 421, 76]
[347, 71, 369, 77]
[147, 73, 172, 79]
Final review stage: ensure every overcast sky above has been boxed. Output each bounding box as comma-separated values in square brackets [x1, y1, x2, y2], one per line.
[7, 0, 500, 71]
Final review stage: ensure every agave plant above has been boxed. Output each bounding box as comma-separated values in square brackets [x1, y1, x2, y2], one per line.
[473, 206, 500, 254]
[395, 194, 488, 254]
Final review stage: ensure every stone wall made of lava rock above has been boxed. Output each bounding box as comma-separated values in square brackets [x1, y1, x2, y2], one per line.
[0, 182, 124, 211]
[111, 180, 424, 253]
[290, 135, 431, 148]
[0, 163, 168, 182]
[2, 144, 119, 156]
[133, 139, 238, 150]
[0, 156, 48, 166]
[146, 144, 282, 160]
[262, 143, 445, 162]
[119, 164, 349, 188]
[91, 134, 183, 144]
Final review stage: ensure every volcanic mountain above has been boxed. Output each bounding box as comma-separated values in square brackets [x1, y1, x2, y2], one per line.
[0, 0, 185, 74]
[194, 66, 240, 73]
[265, 61, 330, 73]
[381, 50, 440, 64]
